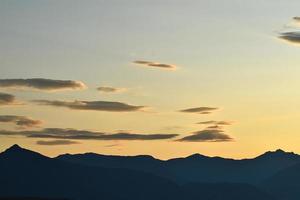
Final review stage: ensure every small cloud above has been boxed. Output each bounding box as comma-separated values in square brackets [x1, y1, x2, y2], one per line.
[0, 115, 42, 128]
[0, 92, 17, 106]
[293, 17, 300, 22]
[133, 60, 177, 70]
[178, 128, 233, 142]
[197, 120, 233, 126]
[32, 100, 145, 112]
[0, 128, 179, 141]
[179, 107, 219, 114]
[97, 86, 127, 93]
[206, 125, 222, 129]
[278, 31, 300, 44]
[104, 144, 121, 148]
[36, 140, 79, 145]
[0, 78, 86, 91]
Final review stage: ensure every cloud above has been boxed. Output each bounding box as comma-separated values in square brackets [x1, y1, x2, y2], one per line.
[0, 92, 17, 106]
[206, 125, 222, 129]
[0, 115, 42, 128]
[293, 17, 300, 22]
[178, 128, 233, 142]
[180, 107, 218, 114]
[32, 100, 145, 112]
[36, 140, 80, 145]
[0, 78, 86, 91]
[0, 128, 179, 141]
[197, 120, 233, 125]
[278, 32, 300, 44]
[104, 144, 121, 148]
[133, 60, 177, 70]
[97, 86, 127, 93]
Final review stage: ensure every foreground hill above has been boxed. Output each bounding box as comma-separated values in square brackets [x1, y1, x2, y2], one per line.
[0, 145, 274, 200]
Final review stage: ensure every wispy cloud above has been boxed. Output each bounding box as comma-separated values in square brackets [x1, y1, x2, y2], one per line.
[0, 78, 86, 91]
[179, 107, 219, 114]
[278, 32, 300, 44]
[0, 92, 17, 106]
[32, 100, 145, 112]
[36, 140, 80, 145]
[0, 115, 42, 128]
[178, 128, 233, 142]
[97, 86, 127, 93]
[197, 120, 233, 126]
[133, 60, 177, 70]
[0, 128, 179, 141]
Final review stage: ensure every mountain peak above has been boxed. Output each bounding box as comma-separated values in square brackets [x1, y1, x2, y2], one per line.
[1, 144, 47, 160]
[7, 144, 23, 151]
[256, 149, 298, 160]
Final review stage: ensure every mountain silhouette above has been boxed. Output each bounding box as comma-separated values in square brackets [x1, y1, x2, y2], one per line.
[0, 145, 181, 200]
[0, 145, 277, 200]
[57, 149, 300, 184]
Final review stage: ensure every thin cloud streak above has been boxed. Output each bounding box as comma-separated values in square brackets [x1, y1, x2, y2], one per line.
[180, 107, 218, 114]
[0, 78, 86, 91]
[0, 128, 179, 141]
[133, 60, 177, 70]
[97, 86, 127, 93]
[36, 140, 80, 145]
[197, 120, 233, 125]
[32, 100, 145, 112]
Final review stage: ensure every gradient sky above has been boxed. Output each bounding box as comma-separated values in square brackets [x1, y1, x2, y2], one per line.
[1, 0, 300, 159]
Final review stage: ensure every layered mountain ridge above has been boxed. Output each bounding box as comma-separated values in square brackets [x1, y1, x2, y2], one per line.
[1, 145, 300, 200]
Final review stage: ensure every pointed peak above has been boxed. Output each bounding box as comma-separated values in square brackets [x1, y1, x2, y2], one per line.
[3, 144, 30, 155]
[1, 144, 48, 160]
[7, 144, 23, 151]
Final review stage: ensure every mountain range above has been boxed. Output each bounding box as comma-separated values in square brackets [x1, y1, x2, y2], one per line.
[1, 145, 300, 200]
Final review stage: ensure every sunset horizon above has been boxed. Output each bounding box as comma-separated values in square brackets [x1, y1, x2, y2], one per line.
[1, 1, 300, 199]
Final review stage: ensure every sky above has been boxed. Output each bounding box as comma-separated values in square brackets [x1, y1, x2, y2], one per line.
[1, 0, 300, 159]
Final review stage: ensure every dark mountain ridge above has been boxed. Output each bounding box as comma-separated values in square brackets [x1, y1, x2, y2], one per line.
[0, 144, 279, 200]
[57, 148, 300, 184]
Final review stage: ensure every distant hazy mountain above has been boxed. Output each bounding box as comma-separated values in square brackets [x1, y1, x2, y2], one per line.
[0, 145, 276, 200]
[262, 161, 300, 200]
[57, 149, 300, 184]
